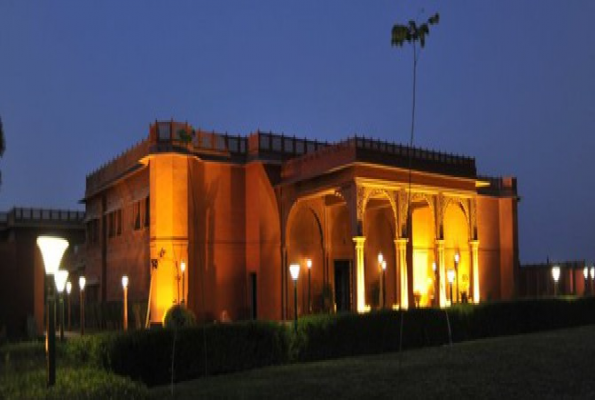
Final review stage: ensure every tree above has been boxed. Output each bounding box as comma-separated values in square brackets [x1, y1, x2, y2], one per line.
[0, 116, 5, 189]
[391, 12, 439, 155]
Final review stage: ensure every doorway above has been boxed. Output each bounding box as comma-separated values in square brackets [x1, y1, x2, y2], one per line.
[334, 260, 351, 312]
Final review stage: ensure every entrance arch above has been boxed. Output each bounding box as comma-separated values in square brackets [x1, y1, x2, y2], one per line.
[363, 198, 396, 309]
[443, 201, 470, 303]
[410, 199, 436, 307]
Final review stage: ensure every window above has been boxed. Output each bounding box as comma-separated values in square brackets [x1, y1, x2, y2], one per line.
[144, 196, 150, 228]
[86, 219, 99, 244]
[133, 201, 141, 230]
[116, 209, 122, 236]
[107, 209, 122, 238]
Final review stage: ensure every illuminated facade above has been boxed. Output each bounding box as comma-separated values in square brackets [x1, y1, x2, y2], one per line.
[84, 121, 519, 324]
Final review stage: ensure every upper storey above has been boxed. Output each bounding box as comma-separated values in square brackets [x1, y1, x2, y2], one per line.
[85, 120, 514, 199]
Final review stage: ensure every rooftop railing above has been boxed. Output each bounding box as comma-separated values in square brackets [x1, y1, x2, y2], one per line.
[1, 207, 85, 226]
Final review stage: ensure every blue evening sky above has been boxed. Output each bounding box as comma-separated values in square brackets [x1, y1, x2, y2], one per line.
[1, 1, 594, 263]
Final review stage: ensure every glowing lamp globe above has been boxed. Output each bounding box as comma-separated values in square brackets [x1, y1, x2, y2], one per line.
[447, 269, 455, 284]
[432, 262, 437, 272]
[306, 259, 312, 269]
[584, 267, 589, 280]
[590, 267, 595, 280]
[79, 276, 86, 291]
[378, 253, 383, 264]
[382, 260, 387, 271]
[454, 253, 460, 264]
[66, 281, 72, 295]
[552, 266, 561, 283]
[180, 261, 186, 273]
[289, 264, 300, 281]
[122, 275, 129, 289]
[54, 270, 69, 293]
[37, 236, 69, 275]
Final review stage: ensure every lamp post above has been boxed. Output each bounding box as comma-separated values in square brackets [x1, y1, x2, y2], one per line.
[447, 269, 455, 306]
[66, 281, 72, 331]
[54, 270, 69, 343]
[37, 236, 69, 388]
[552, 265, 560, 296]
[122, 275, 129, 331]
[306, 259, 312, 314]
[382, 260, 387, 309]
[79, 276, 86, 335]
[590, 266, 594, 294]
[454, 252, 460, 304]
[432, 262, 437, 307]
[378, 253, 384, 309]
[180, 261, 186, 306]
[584, 266, 589, 296]
[289, 264, 300, 333]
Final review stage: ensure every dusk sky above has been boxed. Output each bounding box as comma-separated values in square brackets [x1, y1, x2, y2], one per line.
[1, 1, 594, 264]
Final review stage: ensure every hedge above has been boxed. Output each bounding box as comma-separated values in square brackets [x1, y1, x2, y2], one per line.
[64, 297, 595, 387]
[66, 320, 291, 387]
[293, 296, 595, 362]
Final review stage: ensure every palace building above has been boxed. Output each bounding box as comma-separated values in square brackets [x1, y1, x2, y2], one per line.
[83, 121, 520, 324]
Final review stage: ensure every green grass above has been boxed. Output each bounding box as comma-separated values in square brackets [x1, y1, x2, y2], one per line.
[151, 324, 595, 399]
[0, 341, 148, 399]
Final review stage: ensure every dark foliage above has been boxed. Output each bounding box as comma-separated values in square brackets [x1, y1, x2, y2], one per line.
[292, 297, 595, 362]
[66, 320, 291, 387]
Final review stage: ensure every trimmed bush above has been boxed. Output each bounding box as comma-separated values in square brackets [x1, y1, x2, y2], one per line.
[292, 297, 595, 362]
[65, 297, 595, 387]
[66, 320, 291, 387]
[163, 305, 196, 328]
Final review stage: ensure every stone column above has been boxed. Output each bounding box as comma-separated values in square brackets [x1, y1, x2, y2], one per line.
[436, 239, 446, 307]
[353, 236, 366, 313]
[395, 238, 409, 309]
[470, 240, 480, 303]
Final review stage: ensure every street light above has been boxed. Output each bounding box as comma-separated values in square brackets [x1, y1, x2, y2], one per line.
[447, 269, 455, 306]
[454, 252, 460, 304]
[122, 275, 129, 331]
[306, 259, 312, 313]
[54, 270, 69, 343]
[66, 282, 72, 331]
[289, 264, 300, 333]
[37, 235, 69, 388]
[584, 266, 589, 296]
[590, 266, 595, 294]
[432, 262, 437, 307]
[552, 265, 560, 296]
[378, 253, 384, 309]
[381, 260, 387, 309]
[180, 261, 186, 306]
[79, 276, 86, 335]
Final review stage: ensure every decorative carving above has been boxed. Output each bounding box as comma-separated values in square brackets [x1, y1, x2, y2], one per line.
[470, 197, 478, 240]
[397, 190, 409, 237]
[436, 193, 445, 239]
[356, 185, 367, 222]
[363, 188, 398, 226]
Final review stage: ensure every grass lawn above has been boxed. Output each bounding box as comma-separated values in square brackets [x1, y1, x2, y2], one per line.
[152, 324, 595, 399]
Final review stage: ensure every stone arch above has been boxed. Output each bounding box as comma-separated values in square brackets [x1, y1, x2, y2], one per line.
[361, 188, 397, 228]
[443, 197, 471, 239]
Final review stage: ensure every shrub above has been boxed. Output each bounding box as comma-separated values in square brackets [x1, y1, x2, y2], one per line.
[163, 305, 196, 329]
[66, 320, 291, 387]
[292, 297, 595, 362]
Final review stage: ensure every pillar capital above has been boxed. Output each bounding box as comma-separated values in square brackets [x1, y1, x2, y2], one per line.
[394, 237, 409, 247]
[469, 239, 480, 249]
[353, 236, 366, 245]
